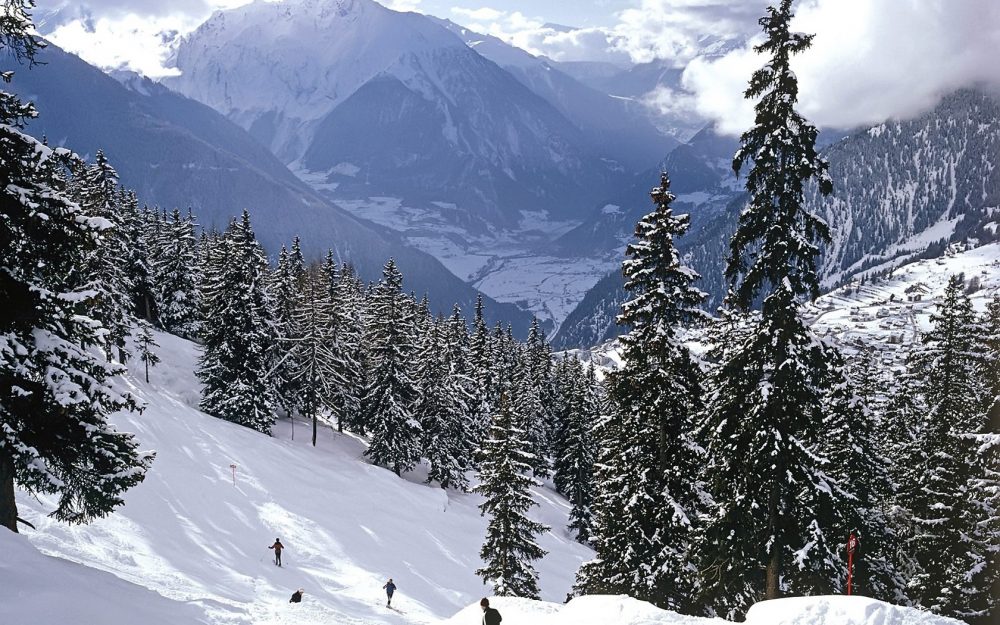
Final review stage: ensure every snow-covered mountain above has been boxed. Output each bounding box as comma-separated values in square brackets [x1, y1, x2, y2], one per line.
[167, 0, 625, 230]
[12, 41, 533, 331]
[554, 90, 1000, 348]
[429, 18, 677, 170]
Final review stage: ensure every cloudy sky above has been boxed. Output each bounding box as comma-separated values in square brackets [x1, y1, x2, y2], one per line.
[35, 0, 1000, 133]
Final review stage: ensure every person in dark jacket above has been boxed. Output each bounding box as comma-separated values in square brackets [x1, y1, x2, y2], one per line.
[383, 578, 397, 607]
[269, 539, 284, 566]
[289, 589, 304, 603]
[480, 598, 502, 625]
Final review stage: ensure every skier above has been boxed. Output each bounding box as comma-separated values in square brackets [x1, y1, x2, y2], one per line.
[269, 538, 284, 566]
[289, 589, 304, 603]
[383, 578, 397, 607]
[480, 598, 502, 625]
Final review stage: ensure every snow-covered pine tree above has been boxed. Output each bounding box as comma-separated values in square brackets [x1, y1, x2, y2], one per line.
[905, 275, 996, 619]
[414, 319, 470, 490]
[120, 190, 156, 323]
[271, 240, 307, 420]
[197, 211, 276, 433]
[552, 358, 598, 543]
[696, 0, 846, 615]
[0, 6, 153, 531]
[975, 292, 1000, 623]
[511, 357, 550, 480]
[328, 259, 365, 434]
[821, 347, 906, 603]
[525, 318, 558, 460]
[69, 151, 135, 363]
[362, 259, 421, 475]
[287, 263, 344, 446]
[155, 208, 199, 339]
[590, 172, 708, 611]
[983, 293, 1000, 427]
[573, 382, 631, 596]
[474, 394, 549, 598]
[135, 320, 160, 384]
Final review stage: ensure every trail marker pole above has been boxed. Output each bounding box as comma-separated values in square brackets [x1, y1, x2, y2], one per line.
[230, 463, 237, 486]
[847, 532, 858, 595]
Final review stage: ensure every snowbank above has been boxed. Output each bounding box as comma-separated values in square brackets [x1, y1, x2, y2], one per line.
[0, 529, 210, 625]
[440, 595, 967, 625]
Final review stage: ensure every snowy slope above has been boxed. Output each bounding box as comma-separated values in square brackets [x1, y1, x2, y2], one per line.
[578, 242, 1000, 373]
[438, 594, 965, 625]
[10, 330, 591, 625]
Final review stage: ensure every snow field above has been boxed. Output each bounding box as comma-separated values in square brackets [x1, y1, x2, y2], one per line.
[9, 329, 591, 625]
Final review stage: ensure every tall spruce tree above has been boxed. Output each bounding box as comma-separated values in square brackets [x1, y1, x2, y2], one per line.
[905, 275, 996, 619]
[696, 0, 848, 615]
[286, 263, 345, 446]
[154, 208, 199, 338]
[70, 151, 135, 363]
[363, 259, 421, 475]
[585, 172, 708, 611]
[197, 211, 276, 433]
[414, 320, 471, 490]
[553, 358, 598, 543]
[271, 240, 307, 419]
[574, 383, 631, 596]
[328, 260, 365, 434]
[822, 348, 906, 603]
[0, 3, 153, 531]
[474, 394, 549, 598]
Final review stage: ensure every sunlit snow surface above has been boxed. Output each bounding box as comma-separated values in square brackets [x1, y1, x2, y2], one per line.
[438, 594, 965, 625]
[8, 329, 590, 625]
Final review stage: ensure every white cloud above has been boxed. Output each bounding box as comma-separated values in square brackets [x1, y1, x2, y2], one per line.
[450, 6, 504, 21]
[46, 12, 201, 78]
[611, 0, 765, 65]
[448, 7, 630, 64]
[680, 0, 1000, 134]
[383, 0, 423, 12]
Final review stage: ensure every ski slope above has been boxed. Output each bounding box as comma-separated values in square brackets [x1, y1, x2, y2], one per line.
[5, 330, 591, 625]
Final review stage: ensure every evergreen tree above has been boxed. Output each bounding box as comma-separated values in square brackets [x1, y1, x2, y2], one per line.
[363, 259, 421, 475]
[70, 151, 134, 363]
[474, 395, 549, 598]
[822, 348, 906, 603]
[573, 385, 631, 596]
[905, 275, 996, 618]
[197, 211, 276, 433]
[696, 1, 847, 615]
[0, 6, 152, 531]
[120, 191, 156, 323]
[328, 260, 365, 434]
[155, 208, 199, 338]
[553, 358, 598, 543]
[594, 173, 708, 611]
[287, 263, 343, 446]
[271, 240, 307, 419]
[135, 321, 160, 384]
[414, 320, 470, 490]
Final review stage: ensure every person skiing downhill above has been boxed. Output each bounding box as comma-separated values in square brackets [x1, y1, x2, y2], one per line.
[480, 598, 502, 625]
[269, 538, 284, 566]
[383, 578, 397, 607]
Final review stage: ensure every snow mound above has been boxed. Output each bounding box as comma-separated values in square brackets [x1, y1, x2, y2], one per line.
[441, 595, 966, 625]
[744, 596, 966, 625]
[0, 529, 210, 625]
